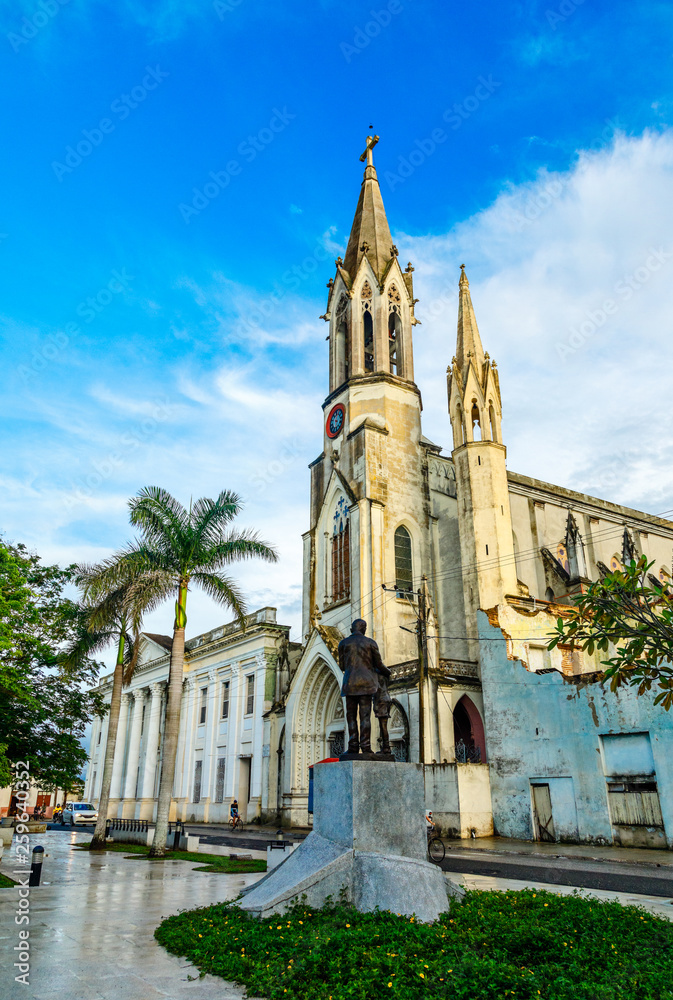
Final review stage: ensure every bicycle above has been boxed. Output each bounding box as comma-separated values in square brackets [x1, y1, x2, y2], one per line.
[427, 831, 445, 864]
[228, 814, 242, 830]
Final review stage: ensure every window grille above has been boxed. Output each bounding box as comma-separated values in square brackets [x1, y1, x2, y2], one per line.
[246, 674, 255, 716]
[221, 681, 230, 719]
[215, 757, 225, 803]
[199, 687, 207, 725]
[394, 526, 413, 595]
[193, 760, 202, 803]
[331, 496, 350, 602]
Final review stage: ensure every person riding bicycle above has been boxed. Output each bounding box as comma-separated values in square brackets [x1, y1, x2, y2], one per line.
[230, 799, 239, 825]
[426, 810, 435, 833]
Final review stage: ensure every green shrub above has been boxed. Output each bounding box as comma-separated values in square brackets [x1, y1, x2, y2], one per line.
[155, 890, 673, 999]
[78, 841, 266, 874]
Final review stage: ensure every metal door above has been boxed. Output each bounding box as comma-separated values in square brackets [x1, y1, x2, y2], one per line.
[532, 783, 556, 842]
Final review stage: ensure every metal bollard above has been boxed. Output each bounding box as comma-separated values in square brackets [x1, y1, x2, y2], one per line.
[29, 845, 44, 887]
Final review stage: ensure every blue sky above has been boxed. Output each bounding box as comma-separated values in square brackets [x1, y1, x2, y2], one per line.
[2, 0, 673, 646]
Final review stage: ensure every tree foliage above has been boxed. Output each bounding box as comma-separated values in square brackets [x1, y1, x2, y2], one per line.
[549, 556, 673, 709]
[83, 486, 277, 855]
[0, 539, 104, 789]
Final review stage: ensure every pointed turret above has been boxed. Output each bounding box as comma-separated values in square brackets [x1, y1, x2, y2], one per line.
[456, 265, 485, 376]
[342, 135, 394, 283]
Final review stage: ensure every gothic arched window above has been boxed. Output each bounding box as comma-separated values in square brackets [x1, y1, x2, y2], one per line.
[332, 497, 350, 602]
[388, 284, 402, 377]
[394, 525, 413, 596]
[388, 312, 401, 376]
[471, 400, 482, 441]
[363, 309, 374, 372]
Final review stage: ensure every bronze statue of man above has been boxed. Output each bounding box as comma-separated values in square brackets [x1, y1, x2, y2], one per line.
[338, 619, 391, 757]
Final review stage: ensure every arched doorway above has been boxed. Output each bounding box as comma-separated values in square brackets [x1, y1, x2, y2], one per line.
[453, 695, 486, 763]
[292, 659, 344, 793]
[388, 701, 409, 761]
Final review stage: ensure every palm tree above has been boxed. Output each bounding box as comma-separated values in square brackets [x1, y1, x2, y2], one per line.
[86, 487, 277, 856]
[65, 581, 144, 850]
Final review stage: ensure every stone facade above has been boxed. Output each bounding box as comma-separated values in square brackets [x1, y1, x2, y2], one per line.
[267, 138, 673, 847]
[84, 608, 299, 824]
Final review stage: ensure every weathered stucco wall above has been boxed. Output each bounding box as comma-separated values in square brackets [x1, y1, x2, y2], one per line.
[424, 761, 493, 838]
[478, 610, 673, 848]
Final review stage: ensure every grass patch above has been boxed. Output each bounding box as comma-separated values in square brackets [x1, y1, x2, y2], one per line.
[0, 872, 18, 888]
[155, 890, 673, 999]
[78, 841, 266, 874]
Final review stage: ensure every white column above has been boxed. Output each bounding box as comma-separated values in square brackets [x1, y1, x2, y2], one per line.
[226, 663, 241, 801]
[179, 678, 199, 801]
[251, 655, 266, 802]
[139, 683, 164, 814]
[172, 678, 190, 801]
[109, 693, 131, 803]
[202, 670, 220, 813]
[85, 717, 100, 800]
[123, 690, 145, 809]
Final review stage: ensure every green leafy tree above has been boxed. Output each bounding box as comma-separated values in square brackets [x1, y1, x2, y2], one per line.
[85, 487, 277, 856]
[65, 579, 147, 848]
[0, 540, 104, 791]
[549, 555, 673, 708]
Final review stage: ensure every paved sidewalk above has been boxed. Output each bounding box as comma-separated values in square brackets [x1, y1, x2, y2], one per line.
[0, 831, 264, 1000]
[444, 835, 673, 866]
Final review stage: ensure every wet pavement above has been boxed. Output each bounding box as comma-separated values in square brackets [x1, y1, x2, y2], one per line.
[0, 830, 264, 1000]
[1, 829, 671, 1000]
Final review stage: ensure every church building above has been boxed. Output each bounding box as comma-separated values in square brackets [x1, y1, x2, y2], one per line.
[264, 136, 673, 849]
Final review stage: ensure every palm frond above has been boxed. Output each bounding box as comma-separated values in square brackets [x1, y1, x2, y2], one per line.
[191, 491, 242, 547]
[129, 486, 189, 550]
[200, 529, 278, 571]
[125, 570, 178, 617]
[190, 570, 248, 626]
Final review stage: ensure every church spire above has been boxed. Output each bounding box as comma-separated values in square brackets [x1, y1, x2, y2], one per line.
[455, 265, 485, 376]
[342, 134, 394, 283]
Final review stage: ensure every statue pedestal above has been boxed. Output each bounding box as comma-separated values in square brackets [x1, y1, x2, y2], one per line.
[240, 761, 461, 923]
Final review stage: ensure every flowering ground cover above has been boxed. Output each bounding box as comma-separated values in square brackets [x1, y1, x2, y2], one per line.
[154, 889, 673, 999]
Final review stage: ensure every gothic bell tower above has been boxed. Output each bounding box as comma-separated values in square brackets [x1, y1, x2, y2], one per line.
[447, 267, 517, 650]
[303, 136, 429, 668]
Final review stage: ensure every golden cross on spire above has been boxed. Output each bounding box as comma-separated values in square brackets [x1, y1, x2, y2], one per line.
[359, 134, 380, 167]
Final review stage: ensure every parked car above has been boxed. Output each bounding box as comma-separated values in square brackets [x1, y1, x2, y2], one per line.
[61, 803, 98, 826]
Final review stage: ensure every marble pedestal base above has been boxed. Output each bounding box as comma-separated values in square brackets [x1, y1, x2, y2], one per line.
[240, 761, 462, 923]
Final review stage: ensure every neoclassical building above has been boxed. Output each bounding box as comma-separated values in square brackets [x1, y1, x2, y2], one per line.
[84, 608, 300, 824]
[262, 136, 673, 847]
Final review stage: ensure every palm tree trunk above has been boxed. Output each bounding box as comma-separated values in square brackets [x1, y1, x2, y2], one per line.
[149, 583, 187, 857]
[90, 632, 125, 850]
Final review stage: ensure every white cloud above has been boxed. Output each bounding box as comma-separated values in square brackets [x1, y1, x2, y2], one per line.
[402, 129, 673, 516]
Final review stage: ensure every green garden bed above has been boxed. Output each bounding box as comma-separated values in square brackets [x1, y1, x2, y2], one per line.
[0, 872, 18, 888]
[155, 890, 673, 999]
[78, 841, 266, 874]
